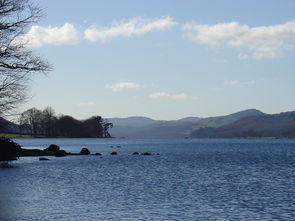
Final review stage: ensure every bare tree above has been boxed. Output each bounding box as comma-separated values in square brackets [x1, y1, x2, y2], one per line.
[0, 0, 51, 117]
[20, 107, 42, 135]
[41, 106, 56, 136]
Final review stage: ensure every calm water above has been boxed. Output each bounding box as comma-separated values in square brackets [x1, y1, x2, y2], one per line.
[1, 138, 295, 220]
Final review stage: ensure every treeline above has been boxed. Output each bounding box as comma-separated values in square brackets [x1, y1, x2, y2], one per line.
[190, 127, 295, 138]
[19, 107, 113, 138]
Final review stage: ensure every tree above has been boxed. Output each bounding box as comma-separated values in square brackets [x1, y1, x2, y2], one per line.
[19, 107, 113, 138]
[41, 106, 57, 136]
[102, 119, 113, 138]
[0, 0, 51, 117]
[20, 107, 42, 135]
[83, 116, 104, 137]
[55, 115, 84, 137]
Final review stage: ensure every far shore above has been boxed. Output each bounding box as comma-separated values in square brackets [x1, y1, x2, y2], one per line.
[1, 133, 291, 140]
[0, 133, 114, 139]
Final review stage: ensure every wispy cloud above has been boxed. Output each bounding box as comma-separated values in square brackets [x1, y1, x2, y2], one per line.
[84, 16, 177, 43]
[224, 80, 256, 87]
[78, 101, 96, 107]
[182, 20, 295, 59]
[106, 82, 141, 92]
[16, 23, 79, 48]
[149, 92, 187, 100]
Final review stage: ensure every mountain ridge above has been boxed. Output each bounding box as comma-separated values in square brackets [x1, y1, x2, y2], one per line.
[3, 109, 293, 138]
[108, 109, 266, 138]
[190, 111, 295, 138]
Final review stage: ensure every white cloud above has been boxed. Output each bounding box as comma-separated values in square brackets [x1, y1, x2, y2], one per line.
[182, 20, 295, 59]
[224, 80, 256, 87]
[149, 92, 187, 100]
[106, 82, 141, 92]
[16, 23, 79, 48]
[84, 16, 177, 42]
[78, 101, 96, 107]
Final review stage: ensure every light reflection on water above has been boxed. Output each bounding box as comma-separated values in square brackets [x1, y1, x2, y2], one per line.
[1, 138, 295, 220]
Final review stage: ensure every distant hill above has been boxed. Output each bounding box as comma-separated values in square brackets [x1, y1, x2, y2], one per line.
[191, 109, 265, 130]
[177, 117, 201, 123]
[110, 121, 196, 139]
[3, 109, 293, 138]
[108, 109, 266, 138]
[190, 111, 295, 138]
[107, 116, 156, 127]
[0, 117, 19, 134]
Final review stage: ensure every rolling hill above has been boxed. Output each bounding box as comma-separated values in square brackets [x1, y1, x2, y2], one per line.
[108, 109, 266, 138]
[190, 111, 295, 138]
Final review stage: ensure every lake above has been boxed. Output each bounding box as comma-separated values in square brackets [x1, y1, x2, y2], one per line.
[1, 138, 295, 220]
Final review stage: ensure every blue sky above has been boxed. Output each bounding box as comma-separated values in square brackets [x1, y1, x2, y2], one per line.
[22, 0, 295, 120]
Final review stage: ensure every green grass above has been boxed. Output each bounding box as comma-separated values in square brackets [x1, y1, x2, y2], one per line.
[0, 133, 33, 138]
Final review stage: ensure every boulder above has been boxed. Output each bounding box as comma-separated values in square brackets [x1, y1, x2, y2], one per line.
[0, 137, 21, 161]
[110, 152, 117, 155]
[132, 152, 139, 155]
[80, 147, 90, 155]
[44, 144, 60, 152]
[55, 150, 67, 157]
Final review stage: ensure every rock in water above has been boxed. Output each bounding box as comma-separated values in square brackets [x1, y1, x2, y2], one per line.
[80, 147, 90, 155]
[44, 144, 60, 152]
[39, 157, 50, 161]
[141, 152, 152, 156]
[55, 150, 67, 157]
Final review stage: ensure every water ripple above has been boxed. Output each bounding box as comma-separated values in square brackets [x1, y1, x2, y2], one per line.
[1, 138, 295, 220]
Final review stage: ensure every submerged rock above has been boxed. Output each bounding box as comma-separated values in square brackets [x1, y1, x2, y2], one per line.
[0, 162, 14, 168]
[39, 157, 50, 161]
[141, 152, 152, 156]
[80, 147, 90, 155]
[95, 153, 102, 156]
[110, 152, 117, 155]
[132, 152, 139, 155]
[21, 148, 50, 156]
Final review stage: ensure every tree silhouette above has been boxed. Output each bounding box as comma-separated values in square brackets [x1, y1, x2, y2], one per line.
[19, 107, 42, 136]
[102, 120, 113, 138]
[19, 107, 113, 138]
[0, 0, 51, 117]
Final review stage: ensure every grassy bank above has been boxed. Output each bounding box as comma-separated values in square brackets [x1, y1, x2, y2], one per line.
[0, 133, 34, 138]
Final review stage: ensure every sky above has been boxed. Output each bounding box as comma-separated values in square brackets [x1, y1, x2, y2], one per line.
[20, 0, 295, 120]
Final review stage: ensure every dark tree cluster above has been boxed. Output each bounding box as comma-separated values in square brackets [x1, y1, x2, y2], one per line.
[19, 107, 113, 138]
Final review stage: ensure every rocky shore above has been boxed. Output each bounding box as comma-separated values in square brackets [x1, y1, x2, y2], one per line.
[19, 144, 158, 158]
[20, 144, 96, 157]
